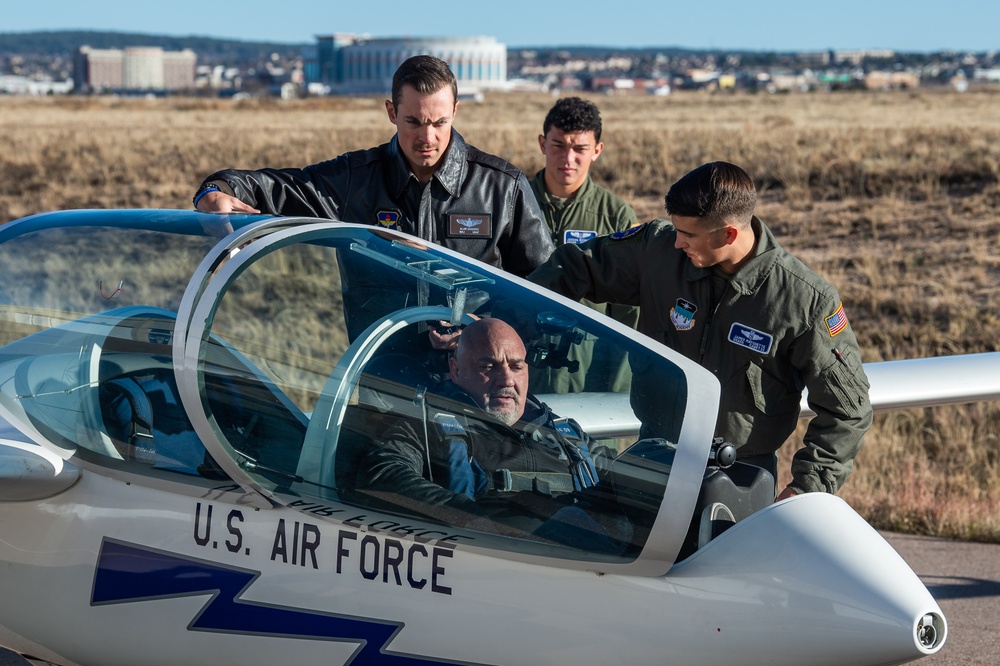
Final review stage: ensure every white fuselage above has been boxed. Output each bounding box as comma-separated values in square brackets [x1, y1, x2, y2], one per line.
[0, 447, 943, 666]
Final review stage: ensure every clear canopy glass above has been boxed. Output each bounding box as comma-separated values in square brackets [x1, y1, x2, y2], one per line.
[0, 211, 717, 569]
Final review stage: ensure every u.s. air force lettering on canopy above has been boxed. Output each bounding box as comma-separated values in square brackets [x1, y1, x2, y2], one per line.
[448, 214, 492, 238]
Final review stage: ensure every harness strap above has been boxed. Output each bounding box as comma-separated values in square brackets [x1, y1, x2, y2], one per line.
[493, 469, 575, 495]
[106, 377, 155, 462]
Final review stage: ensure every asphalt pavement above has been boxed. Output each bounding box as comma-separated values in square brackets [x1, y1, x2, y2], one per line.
[883, 532, 1000, 665]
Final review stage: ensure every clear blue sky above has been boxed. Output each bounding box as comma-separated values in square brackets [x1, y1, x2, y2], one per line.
[1, 0, 997, 52]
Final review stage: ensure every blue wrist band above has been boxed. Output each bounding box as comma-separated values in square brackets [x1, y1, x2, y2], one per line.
[193, 185, 220, 208]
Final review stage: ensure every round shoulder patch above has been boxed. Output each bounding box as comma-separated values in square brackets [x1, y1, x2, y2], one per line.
[609, 223, 645, 241]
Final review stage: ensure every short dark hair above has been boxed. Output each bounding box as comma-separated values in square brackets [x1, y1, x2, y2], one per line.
[664, 161, 757, 227]
[391, 55, 458, 109]
[542, 96, 602, 142]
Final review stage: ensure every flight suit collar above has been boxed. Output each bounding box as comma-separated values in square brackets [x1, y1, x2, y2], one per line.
[385, 130, 468, 199]
[439, 381, 549, 431]
[531, 169, 596, 207]
[726, 216, 781, 295]
[682, 216, 780, 295]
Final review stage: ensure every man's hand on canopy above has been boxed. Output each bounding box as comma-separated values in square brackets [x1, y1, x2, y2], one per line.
[196, 190, 261, 214]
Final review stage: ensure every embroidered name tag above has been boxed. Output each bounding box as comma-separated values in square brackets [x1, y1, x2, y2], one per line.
[448, 214, 492, 237]
[563, 229, 597, 245]
[727, 322, 774, 354]
[375, 209, 401, 229]
[670, 298, 698, 331]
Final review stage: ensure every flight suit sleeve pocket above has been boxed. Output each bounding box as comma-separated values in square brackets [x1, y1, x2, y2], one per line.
[820, 358, 871, 418]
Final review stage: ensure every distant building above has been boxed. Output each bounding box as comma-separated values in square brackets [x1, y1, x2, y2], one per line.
[589, 76, 671, 95]
[309, 34, 506, 95]
[123, 48, 164, 89]
[718, 73, 737, 89]
[163, 50, 198, 89]
[796, 51, 831, 68]
[765, 69, 820, 93]
[0, 75, 73, 95]
[973, 67, 1000, 83]
[864, 70, 920, 90]
[834, 49, 896, 66]
[74, 46, 196, 93]
[75, 47, 122, 90]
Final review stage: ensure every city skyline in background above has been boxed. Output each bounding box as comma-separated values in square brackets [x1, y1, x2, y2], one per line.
[2, 0, 998, 53]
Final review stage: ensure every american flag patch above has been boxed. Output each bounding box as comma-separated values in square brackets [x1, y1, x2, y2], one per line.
[825, 303, 848, 337]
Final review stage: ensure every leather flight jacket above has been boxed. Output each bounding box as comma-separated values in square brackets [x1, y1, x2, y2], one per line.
[198, 130, 554, 278]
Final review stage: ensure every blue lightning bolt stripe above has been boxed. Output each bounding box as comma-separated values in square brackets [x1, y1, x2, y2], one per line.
[92, 538, 481, 666]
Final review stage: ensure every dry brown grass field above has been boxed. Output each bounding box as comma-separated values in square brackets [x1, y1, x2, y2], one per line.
[1, 90, 998, 541]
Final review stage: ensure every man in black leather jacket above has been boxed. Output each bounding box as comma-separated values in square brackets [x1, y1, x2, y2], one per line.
[192, 55, 553, 278]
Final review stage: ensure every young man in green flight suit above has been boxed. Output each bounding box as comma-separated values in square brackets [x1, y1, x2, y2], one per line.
[528, 97, 639, 395]
[528, 161, 873, 500]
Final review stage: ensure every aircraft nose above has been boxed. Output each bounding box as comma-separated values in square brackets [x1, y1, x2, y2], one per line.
[915, 611, 947, 653]
[667, 492, 948, 664]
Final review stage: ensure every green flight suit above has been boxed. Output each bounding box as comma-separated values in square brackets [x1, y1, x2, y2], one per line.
[529, 170, 639, 395]
[528, 216, 872, 495]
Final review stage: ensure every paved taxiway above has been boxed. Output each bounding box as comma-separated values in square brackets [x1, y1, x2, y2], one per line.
[883, 532, 1000, 665]
[2, 532, 997, 665]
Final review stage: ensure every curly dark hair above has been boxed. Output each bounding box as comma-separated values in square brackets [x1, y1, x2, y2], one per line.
[542, 97, 602, 142]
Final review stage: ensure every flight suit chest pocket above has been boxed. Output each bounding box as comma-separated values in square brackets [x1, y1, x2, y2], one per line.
[745, 362, 797, 416]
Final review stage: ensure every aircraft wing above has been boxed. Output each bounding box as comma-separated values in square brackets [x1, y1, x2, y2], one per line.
[0, 426, 80, 501]
[800, 351, 1000, 417]
[548, 352, 1000, 436]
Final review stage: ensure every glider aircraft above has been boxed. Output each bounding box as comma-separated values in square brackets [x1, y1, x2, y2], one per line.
[2, 209, 997, 666]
